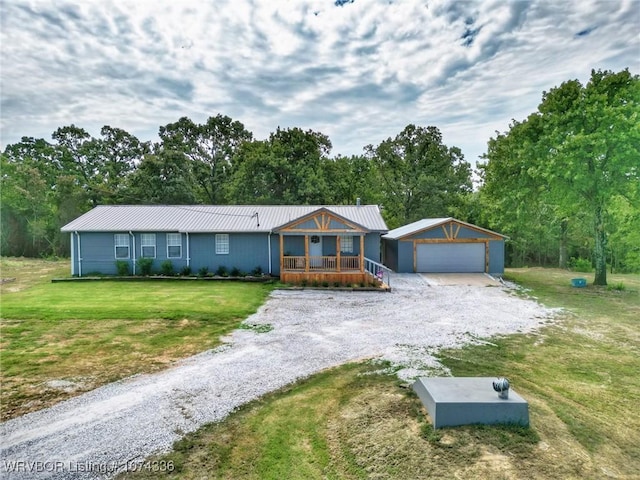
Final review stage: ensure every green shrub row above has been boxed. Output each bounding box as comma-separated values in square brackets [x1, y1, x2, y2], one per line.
[114, 261, 264, 278]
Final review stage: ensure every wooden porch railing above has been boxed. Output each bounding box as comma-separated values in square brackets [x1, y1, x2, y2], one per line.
[282, 256, 361, 272]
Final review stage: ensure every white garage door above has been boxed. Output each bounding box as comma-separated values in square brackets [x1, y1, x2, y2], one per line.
[416, 243, 485, 273]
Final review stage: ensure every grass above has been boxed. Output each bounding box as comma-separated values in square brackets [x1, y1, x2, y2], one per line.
[0, 257, 275, 420]
[121, 268, 640, 480]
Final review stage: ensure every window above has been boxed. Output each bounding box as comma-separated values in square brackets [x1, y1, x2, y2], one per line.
[141, 234, 156, 258]
[114, 234, 129, 259]
[167, 233, 182, 258]
[215, 234, 229, 254]
[339, 235, 354, 253]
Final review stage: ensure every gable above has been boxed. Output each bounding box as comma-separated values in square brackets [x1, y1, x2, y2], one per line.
[274, 208, 369, 234]
[385, 218, 506, 241]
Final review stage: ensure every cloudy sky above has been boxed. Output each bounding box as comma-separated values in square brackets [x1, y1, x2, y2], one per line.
[1, 0, 638, 165]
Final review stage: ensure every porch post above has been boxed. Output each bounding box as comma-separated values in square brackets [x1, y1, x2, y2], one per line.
[304, 235, 309, 272]
[279, 234, 284, 273]
[360, 235, 365, 272]
[336, 235, 341, 273]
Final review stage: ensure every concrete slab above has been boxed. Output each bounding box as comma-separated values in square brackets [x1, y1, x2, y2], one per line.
[420, 273, 501, 286]
[413, 377, 529, 429]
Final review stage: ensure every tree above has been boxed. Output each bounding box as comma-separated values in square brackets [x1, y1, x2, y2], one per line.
[480, 69, 640, 284]
[366, 125, 472, 228]
[123, 150, 198, 204]
[228, 127, 332, 204]
[93, 126, 148, 203]
[159, 115, 253, 203]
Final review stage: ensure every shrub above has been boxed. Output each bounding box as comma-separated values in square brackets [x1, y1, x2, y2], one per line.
[160, 260, 174, 276]
[230, 266, 241, 277]
[137, 257, 153, 276]
[180, 266, 192, 276]
[607, 282, 626, 291]
[251, 266, 263, 276]
[311, 280, 319, 287]
[198, 266, 209, 277]
[115, 260, 129, 276]
[569, 257, 592, 272]
[216, 265, 228, 277]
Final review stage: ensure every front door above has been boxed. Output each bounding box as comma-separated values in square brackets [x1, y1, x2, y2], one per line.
[309, 235, 322, 267]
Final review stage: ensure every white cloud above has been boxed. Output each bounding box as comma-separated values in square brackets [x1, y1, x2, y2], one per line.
[1, 0, 638, 165]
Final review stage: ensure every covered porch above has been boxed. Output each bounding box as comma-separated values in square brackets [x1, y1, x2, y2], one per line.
[274, 208, 380, 285]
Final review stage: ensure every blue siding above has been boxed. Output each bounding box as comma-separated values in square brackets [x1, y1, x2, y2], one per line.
[488, 240, 505, 274]
[383, 221, 506, 274]
[383, 239, 399, 271]
[397, 241, 415, 273]
[72, 231, 383, 277]
[189, 233, 271, 274]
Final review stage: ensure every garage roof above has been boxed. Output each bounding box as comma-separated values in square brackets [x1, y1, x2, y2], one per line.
[383, 218, 507, 240]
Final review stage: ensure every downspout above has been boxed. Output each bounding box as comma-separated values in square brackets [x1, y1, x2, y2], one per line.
[186, 232, 190, 268]
[129, 231, 136, 275]
[75, 231, 82, 277]
[268, 231, 272, 275]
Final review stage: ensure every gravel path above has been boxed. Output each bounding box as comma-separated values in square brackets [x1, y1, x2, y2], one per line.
[0, 274, 558, 479]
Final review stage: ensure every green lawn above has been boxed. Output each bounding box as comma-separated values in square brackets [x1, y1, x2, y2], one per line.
[0, 257, 275, 420]
[122, 268, 640, 480]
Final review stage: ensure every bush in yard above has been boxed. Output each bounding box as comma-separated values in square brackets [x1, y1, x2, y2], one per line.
[115, 260, 129, 276]
[569, 257, 592, 272]
[137, 257, 153, 276]
[198, 266, 209, 277]
[180, 266, 192, 276]
[160, 260, 174, 276]
[230, 267, 242, 277]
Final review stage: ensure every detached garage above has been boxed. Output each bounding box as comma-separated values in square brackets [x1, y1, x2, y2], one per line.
[383, 218, 506, 275]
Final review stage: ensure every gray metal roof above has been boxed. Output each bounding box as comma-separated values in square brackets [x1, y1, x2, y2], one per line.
[61, 205, 388, 233]
[383, 217, 506, 240]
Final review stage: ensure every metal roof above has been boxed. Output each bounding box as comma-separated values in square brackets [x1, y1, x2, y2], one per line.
[61, 205, 388, 233]
[383, 217, 506, 240]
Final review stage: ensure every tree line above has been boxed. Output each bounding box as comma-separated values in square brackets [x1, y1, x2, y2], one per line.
[2, 69, 638, 284]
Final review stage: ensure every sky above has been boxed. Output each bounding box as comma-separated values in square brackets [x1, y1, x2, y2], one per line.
[1, 0, 638, 166]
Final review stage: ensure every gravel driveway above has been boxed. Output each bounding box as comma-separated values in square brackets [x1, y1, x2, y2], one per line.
[0, 274, 558, 479]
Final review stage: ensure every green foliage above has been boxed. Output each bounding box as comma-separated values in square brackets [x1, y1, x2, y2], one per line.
[180, 266, 192, 276]
[251, 265, 263, 276]
[137, 257, 153, 276]
[366, 124, 472, 228]
[569, 257, 592, 273]
[215, 265, 228, 277]
[115, 260, 130, 276]
[480, 69, 640, 285]
[606, 282, 626, 291]
[230, 266, 242, 277]
[197, 266, 209, 277]
[160, 260, 174, 276]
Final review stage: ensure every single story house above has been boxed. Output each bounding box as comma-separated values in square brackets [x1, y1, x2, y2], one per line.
[61, 204, 388, 284]
[382, 218, 506, 275]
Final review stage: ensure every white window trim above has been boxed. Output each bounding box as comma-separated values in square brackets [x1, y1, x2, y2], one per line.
[215, 234, 229, 255]
[141, 233, 156, 258]
[114, 234, 130, 259]
[167, 233, 182, 258]
[339, 235, 354, 253]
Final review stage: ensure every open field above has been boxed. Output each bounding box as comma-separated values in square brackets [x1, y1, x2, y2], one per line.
[0, 257, 274, 421]
[122, 268, 640, 480]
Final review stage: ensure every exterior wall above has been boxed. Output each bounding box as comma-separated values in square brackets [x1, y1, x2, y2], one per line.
[383, 222, 506, 274]
[397, 240, 415, 273]
[488, 240, 505, 274]
[71, 230, 384, 277]
[364, 233, 382, 262]
[189, 233, 271, 275]
[383, 239, 399, 272]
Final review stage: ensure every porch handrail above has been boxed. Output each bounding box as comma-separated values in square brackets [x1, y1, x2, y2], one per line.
[364, 257, 392, 288]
